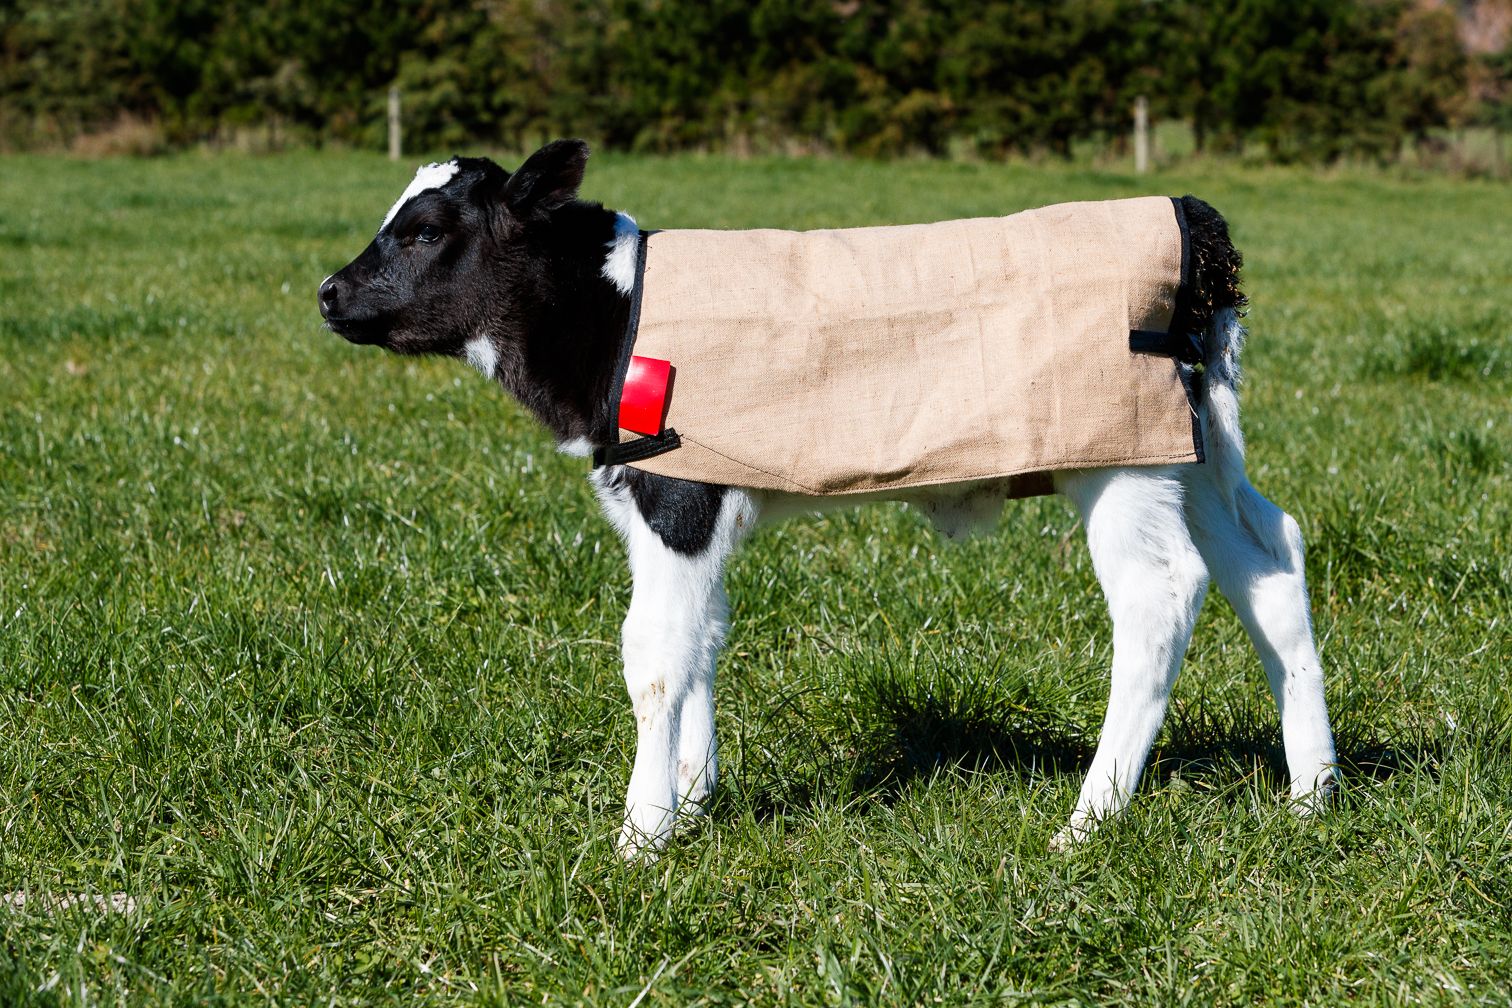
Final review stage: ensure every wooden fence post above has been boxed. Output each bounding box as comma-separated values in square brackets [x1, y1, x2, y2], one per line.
[1133, 95, 1149, 174]
[388, 87, 401, 162]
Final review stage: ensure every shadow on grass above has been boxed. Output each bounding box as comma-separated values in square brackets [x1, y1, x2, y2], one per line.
[848, 672, 1089, 794]
[734, 670, 1449, 819]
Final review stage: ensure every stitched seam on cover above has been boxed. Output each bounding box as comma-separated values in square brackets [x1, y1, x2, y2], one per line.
[661, 438, 1197, 495]
[687, 441, 1197, 494]
[679, 436, 822, 494]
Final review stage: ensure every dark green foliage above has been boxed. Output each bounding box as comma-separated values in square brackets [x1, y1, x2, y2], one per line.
[0, 0, 1488, 161]
[1471, 45, 1512, 131]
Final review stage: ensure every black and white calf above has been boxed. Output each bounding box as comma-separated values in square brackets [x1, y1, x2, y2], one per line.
[319, 140, 1339, 857]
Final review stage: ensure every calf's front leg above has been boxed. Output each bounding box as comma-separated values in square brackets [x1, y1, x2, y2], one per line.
[602, 475, 750, 858]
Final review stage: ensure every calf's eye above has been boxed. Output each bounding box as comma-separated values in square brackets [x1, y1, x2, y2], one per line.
[416, 224, 442, 244]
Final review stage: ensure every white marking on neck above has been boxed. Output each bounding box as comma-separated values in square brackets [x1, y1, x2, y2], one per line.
[557, 436, 592, 457]
[464, 335, 498, 377]
[601, 212, 640, 295]
[380, 160, 460, 231]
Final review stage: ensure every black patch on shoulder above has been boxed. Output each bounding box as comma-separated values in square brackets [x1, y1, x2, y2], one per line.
[613, 468, 727, 557]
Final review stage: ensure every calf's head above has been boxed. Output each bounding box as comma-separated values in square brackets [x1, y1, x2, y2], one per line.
[318, 140, 591, 357]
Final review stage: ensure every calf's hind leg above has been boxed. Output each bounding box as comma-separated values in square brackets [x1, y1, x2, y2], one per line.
[1182, 468, 1338, 806]
[1053, 468, 1210, 845]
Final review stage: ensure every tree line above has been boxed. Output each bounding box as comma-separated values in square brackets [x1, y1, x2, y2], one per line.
[1, 0, 1505, 162]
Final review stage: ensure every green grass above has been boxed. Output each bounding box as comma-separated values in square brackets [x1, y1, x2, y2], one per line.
[1, 149, 1509, 1005]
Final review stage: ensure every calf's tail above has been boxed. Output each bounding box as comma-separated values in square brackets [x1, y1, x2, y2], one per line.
[1172, 195, 1248, 488]
[1174, 197, 1303, 574]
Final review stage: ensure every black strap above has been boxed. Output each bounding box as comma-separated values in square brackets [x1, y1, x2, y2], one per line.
[1130, 328, 1203, 363]
[1128, 197, 1202, 365]
[595, 230, 673, 469]
[601, 231, 650, 441]
[593, 429, 682, 467]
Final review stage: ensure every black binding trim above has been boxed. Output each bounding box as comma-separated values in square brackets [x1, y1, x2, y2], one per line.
[601, 231, 650, 440]
[1176, 363, 1205, 462]
[1130, 198, 1204, 462]
[1127, 198, 1202, 365]
[1171, 194, 1192, 291]
[593, 428, 683, 467]
[595, 229, 661, 469]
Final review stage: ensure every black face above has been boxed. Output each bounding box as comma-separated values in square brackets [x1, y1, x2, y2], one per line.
[318, 157, 509, 356]
[318, 142, 592, 362]
[317, 139, 624, 447]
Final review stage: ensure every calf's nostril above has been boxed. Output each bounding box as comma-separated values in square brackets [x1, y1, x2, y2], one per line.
[318, 279, 340, 314]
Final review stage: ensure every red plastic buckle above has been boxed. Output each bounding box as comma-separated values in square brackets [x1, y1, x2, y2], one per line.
[619, 355, 672, 435]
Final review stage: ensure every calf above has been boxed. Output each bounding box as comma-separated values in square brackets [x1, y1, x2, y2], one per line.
[319, 140, 1338, 856]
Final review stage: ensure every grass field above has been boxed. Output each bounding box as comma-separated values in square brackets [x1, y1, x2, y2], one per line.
[1, 149, 1509, 1006]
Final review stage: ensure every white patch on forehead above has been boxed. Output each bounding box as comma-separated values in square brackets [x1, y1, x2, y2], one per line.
[380, 160, 460, 232]
[601, 212, 640, 295]
[464, 334, 498, 378]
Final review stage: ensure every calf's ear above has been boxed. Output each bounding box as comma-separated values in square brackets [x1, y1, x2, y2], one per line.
[503, 139, 589, 216]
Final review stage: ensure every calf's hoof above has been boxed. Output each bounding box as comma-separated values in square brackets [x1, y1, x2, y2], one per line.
[1290, 766, 1342, 816]
[616, 822, 667, 862]
[1049, 817, 1097, 852]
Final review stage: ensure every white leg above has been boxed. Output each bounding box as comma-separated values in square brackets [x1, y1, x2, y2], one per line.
[1054, 468, 1209, 844]
[1183, 471, 1338, 804]
[598, 481, 754, 858]
[672, 580, 724, 818]
[618, 526, 727, 856]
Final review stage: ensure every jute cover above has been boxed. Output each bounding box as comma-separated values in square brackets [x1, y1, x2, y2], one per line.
[622, 196, 1198, 496]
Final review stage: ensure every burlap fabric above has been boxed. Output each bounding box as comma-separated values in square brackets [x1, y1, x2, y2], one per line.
[617, 196, 1199, 496]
